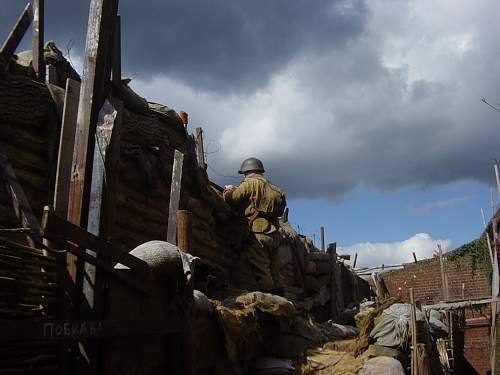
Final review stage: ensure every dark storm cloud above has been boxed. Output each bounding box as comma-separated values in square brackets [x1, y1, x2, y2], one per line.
[1, 0, 367, 93]
[2, 0, 500, 201]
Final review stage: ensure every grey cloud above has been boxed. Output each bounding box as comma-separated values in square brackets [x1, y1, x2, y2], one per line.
[3, 0, 500, 201]
[0, 0, 367, 93]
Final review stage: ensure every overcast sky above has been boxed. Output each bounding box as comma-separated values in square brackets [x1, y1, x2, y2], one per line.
[2, 0, 500, 267]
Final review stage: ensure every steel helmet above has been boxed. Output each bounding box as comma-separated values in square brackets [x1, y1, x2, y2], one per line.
[238, 157, 265, 174]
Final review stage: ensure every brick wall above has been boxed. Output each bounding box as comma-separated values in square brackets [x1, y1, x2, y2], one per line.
[382, 253, 491, 375]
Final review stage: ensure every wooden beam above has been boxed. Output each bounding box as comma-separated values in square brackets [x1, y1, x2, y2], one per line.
[410, 288, 418, 375]
[31, 0, 45, 81]
[41, 207, 149, 276]
[167, 150, 184, 244]
[54, 79, 81, 217]
[101, 97, 123, 243]
[177, 210, 191, 253]
[67, 0, 118, 229]
[320, 226, 325, 251]
[327, 242, 338, 318]
[437, 244, 449, 302]
[0, 3, 32, 61]
[195, 127, 205, 169]
[0, 153, 41, 246]
[423, 297, 500, 311]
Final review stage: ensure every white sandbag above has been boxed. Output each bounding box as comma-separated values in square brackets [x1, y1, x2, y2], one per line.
[359, 356, 405, 375]
[370, 303, 424, 347]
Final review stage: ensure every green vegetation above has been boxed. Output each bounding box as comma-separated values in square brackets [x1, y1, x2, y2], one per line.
[447, 235, 492, 279]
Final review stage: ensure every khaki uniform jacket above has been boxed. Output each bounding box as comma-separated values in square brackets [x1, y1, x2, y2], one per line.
[223, 174, 281, 234]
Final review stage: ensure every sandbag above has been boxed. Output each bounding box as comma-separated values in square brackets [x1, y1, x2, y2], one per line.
[358, 356, 405, 375]
[370, 303, 424, 348]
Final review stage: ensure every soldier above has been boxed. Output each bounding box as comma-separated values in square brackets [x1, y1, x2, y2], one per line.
[223, 157, 287, 293]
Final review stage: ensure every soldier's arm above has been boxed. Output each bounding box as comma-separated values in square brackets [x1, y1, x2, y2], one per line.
[224, 180, 251, 205]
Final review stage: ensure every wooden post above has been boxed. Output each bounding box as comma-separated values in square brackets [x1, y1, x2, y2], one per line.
[54, 79, 81, 217]
[0, 3, 32, 61]
[491, 218, 499, 374]
[353, 253, 357, 268]
[413, 252, 418, 263]
[84, 99, 118, 307]
[320, 226, 325, 251]
[438, 244, 449, 302]
[482, 208, 495, 265]
[195, 127, 205, 169]
[410, 288, 418, 375]
[51, 78, 81, 375]
[31, 0, 45, 81]
[177, 210, 191, 253]
[167, 150, 184, 244]
[67, 0, 118, 229]
[328, 243, 337, 319]
[64, 1, 118, 372]
[328, 242, 343, 316]
[491, 187, 495, 218]
[495, 161, 500, 203]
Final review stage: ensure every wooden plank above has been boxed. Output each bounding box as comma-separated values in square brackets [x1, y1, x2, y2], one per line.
[177, 210, 191, 252]
[51, 78, 81, 374]
[84, 100, 117, 308]
[31, 0, 45, 81]
[41, 207, 149, 276]
[0, 153, 41, 246]
[67, 0, 118, 229]
[327, 242, 338, 319]
[0, 319, 185, 342]
[0, 3, 32, 60]
[423, 297, 500, 311]
[166, 150, 184, 244]
[53, 79, 81, 217]
[410, 288, 418, 375]
[195, 127, 205, 168]
[102, 97, 123, 243]
[320, 226, 325, 251]
[491, 218, 499, 374]
[437, 244, 449, 302]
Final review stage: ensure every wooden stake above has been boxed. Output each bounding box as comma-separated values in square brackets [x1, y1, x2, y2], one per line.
[495, 160, 500, 203]
[67, 0, 118, 230]
[54, 79, 81, 217]
[491, 187, 495, 218]
[0, 3, 32, 61]
[177, 210, 191, 252]
[167, 150, 184, 244]
[413, 251, 418, 263]
[195, 127, 205, 169]
[482, 208, 495, 265]
[31, 0, 45, 81]
[410, 288, 418, 375]
[438, 244, 448, 302]
[353, 253, 357, 268]
[320, 226, 325, 251]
